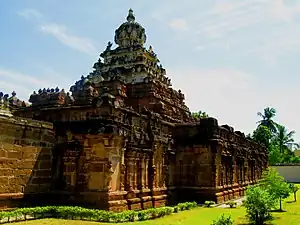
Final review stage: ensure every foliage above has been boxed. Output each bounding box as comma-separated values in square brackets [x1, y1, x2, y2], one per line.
[204, 201, 215, 207]
[252, 107, 300, 164]
[268, 143, 283, 165]
[257, 107, 278, 133]
[244, 185, 275, 225]
[211, 214, 234, 225]
[274, 124, 299, 154]
[260, 168, 291, 211]
[289, 183, 299, 202]
[252, 125, 272, 149]
[0, 202, 197, 223]
[289, 156, 300, 163]
[225, 201, 237, 208]
[191, 110, 209, 119]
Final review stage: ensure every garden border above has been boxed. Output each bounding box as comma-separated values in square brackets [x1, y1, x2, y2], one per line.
[0, 202, 197, 224]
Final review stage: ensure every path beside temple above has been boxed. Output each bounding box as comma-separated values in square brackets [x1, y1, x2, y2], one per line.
[216, 197, 246, 208]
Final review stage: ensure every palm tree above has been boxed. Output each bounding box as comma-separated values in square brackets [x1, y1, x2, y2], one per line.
[274, 124, 299, 154]
[257, 107, 277, 133]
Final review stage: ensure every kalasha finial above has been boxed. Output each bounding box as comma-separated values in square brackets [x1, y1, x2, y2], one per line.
[127, 8, 135, 22]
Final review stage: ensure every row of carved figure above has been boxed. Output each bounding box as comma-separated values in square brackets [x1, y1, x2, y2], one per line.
[0, 91, 26, 110]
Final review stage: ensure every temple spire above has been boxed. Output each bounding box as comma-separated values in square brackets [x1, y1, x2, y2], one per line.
[126, 8, 135, 22]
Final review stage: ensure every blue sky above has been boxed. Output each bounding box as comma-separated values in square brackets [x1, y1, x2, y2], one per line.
[1, 0, 300, 140]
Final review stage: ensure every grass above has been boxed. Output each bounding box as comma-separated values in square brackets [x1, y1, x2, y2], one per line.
[11, 187, 300, 225]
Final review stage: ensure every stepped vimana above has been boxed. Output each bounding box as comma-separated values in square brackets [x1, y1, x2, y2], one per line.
[0, 9, 267, 211]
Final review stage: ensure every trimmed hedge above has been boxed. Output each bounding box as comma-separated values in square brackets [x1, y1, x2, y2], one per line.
[0, 202, 197, 223]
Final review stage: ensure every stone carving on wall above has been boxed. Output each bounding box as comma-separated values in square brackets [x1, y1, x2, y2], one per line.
[0, 91, 26, 116]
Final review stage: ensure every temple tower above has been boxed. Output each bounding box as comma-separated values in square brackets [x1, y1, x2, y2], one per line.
[70, 9, 191, 123]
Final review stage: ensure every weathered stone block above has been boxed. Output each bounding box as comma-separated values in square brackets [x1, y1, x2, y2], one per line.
[31, 177, 52, 185]
[38, 161, 51, 170]
[1, 143, 14, 151]
[35, 170, 51, 177]
[20, 160, 36, 169]
[7, 151, 22, 159]
[0, 150, 7, 158]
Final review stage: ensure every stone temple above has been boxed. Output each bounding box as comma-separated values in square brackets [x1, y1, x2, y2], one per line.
[0, 9, 267, 211]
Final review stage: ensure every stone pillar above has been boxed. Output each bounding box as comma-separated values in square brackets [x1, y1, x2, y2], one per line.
[161, 151, 166, 188]
[136, 154, 143, 190]
[139, 154, 145, 189]
[132, 151, 137, 190]
[144, 155, 149, 189]
[120, 163, 126, 191]
[125, 153, 135, 191]
[152, 163, 157, 188]
[107, 161, 114, 191]
[211, 148, 219, 187]
[244, 159, 248, 183]
[119, 147, 126, 191]
[225, 162, 229, 186]
[230, 161, 233, 186]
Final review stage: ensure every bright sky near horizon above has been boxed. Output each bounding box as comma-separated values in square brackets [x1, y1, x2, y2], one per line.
[0, 0, 300, 140]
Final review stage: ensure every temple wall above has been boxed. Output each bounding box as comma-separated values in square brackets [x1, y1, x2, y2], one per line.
[174, 145, 212, 187]
[0, 115, 55, 209]
[172, 118, 268, 204]
[54, 134, 125, 210]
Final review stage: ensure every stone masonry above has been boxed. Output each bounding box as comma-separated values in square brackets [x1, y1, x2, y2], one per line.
[0, 95, 55, 209]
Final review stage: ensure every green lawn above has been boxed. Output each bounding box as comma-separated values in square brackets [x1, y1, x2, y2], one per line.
[13, 188, 300, 225]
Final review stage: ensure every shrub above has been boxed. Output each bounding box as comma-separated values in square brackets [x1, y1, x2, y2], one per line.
[173, 206, 179, 213]
[137, 210, 147, 221]
[177, 202, 197, 211]
[260, 168, 292, 211]
[226, 201, 237, 208]
[205, 201, 215, 207]
[0, 201, 197, 223]
[211, 214, 234, 225]
[244, 186, 276, 225]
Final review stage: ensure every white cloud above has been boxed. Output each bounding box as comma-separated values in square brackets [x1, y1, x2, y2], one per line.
[40, 24, 97, 55]
[168, 67, 300, 140]
[196, 0, 299, 38]
[268, 0, 300, 22]
[0, 80, 32, 100]
[169, 18, 188, 31]
[0, 68, 49, 87]
[241, 23, 300, 64]
[19, 9, 97, 55]
[153, 0, 300, 62]
[18, 8, 44, 21]
[0, 68, 72, 102]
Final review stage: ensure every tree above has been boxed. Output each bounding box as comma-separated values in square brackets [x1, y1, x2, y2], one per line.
[191, 110, 209, 119]
[260, 168, 291, 211]
[252, 125, 272, 149]
[268, 143, 282, 165]
[244, 186, 275, 225]
[257, 107, 277, 133]
[253, 107, 300, 163]
[274, 124, 299, 154]
[289, 183, 299, 202]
